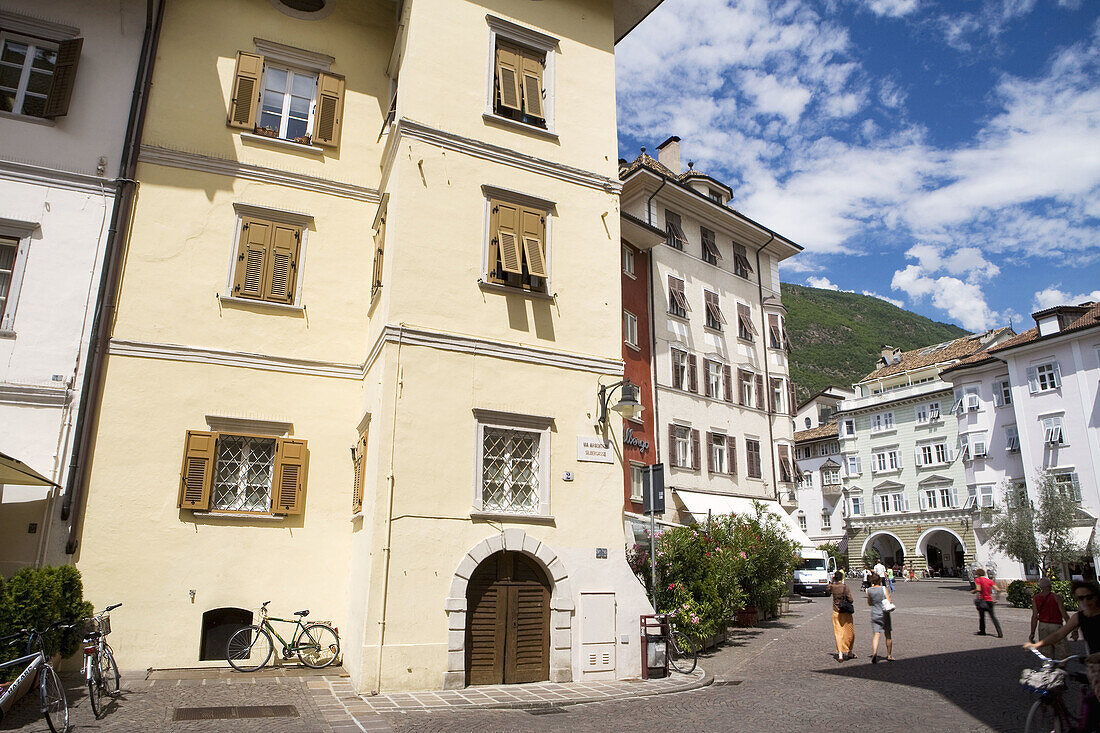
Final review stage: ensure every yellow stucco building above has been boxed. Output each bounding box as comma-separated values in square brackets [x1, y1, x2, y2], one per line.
[74, 0, 662, 692]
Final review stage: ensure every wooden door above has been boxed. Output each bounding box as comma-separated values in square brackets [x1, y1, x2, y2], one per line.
[465, 551, 550, 685]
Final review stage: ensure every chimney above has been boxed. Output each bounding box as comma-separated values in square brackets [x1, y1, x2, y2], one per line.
[880, 345, 894, 361]
[656, 136, 681, 174]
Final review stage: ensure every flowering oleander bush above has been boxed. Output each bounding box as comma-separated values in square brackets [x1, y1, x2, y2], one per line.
[633, 503, 799, 639]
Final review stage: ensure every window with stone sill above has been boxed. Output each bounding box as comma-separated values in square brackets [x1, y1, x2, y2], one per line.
[798, 513, 807, 531]
[490, 29, 549, 130]
[622, 245, 634, 277]
[473, 411, 551, 516]
[0, 28, 82, 121]
[0, 236, 18, 325]
[623, 310, 638, 349]
[1029, 362, 1061, 393]
[821, 512, 831, 530]
[177, 430, 308, 515]
[485, 193, 551, 293]
[630, 462, 644, 501]
[850, 497, 863, 516]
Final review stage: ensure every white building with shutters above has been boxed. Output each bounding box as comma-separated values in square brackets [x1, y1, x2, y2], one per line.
[793, 387, 853, 547]
[0, 1, 146, 575]
[617, 137, 803, 533]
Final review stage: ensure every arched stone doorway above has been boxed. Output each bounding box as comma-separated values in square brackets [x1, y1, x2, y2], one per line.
[862, 531, 905, 566]
[443, 529, 574, 689]
[466, 551, 550, 685]
[918, 528, 966, 577]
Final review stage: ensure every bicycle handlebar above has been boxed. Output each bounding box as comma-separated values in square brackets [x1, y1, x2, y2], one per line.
[103, 603, 122, 613]
[1030, 647, 1082, 665]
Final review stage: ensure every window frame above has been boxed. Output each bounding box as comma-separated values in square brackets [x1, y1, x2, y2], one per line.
[667, 275, 689, 318]
[1030, 362, 1061, 393]
[623, 309, 639, 349]
[821, 511, 832, 530]
[993, 379, 1012, 407]
[0, 32, 59, 119]
[846, 454, 862, 476]
[1052, 471, 1082, 503]
[708, 432, 728, 475]
[1005, 424, 1020, 452]
[736, 301, 756, 342]
[850, 496, 863, 516]
[622, 245, 635, 278]
[1041, 414, 1066, 446]
[870, 411, 895, 433]
[472, 409, 552, 518]
[665, 210, 687, 250]
[210, 433, 281, 514]
[745, 438, 762, 479]
[485, 16, 557, 135]
[797, 512, 807, 531]
[732, 242, 753, 279]
[0, 218, 36, 332]
[629, 461, 645, 502]
[223, 204, 311, 309]
[703, 289, 725, 331]
[482, 187, 554, 294]
[700, 226, 720, 265]
[706, 359, 723, 400]
[256, 62, 319, 143]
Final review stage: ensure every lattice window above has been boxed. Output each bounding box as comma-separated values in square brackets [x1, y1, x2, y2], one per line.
[211, 435, 277, 512]
[482, 427, 540, 513]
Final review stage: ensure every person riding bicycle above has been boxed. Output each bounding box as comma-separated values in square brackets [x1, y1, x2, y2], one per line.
[1025, 579, 1100, 731]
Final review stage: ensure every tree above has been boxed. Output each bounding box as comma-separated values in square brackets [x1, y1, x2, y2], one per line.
[1034, 470, 1095, 571]
[987, 478, 1039, 568]
[818, 542, 845, 571]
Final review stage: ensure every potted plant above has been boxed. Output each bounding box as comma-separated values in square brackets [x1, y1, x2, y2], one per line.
[253, 125, 278, 138]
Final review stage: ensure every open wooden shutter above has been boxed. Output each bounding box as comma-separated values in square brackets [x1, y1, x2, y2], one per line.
[272, 438, 309, 514]
[690, 429, 700, 470]
[43, 37, 82, 118]
[232, 218, 270, 299]
[702, 359, 712, 397]
[228, 52, 263, 129]
[768, 378, 779, 413]
[520, 207, 547, 278]
[668, 424, 678, 468]
[265, 223, 301, 303]
[727, 436, 737, 475]
[706, 432, 714, 472]
[723, 365, 733, 403]
[755, 374, 764, 410]
[178, 431, 216, 510]
[352, 431, 367, 514]
[519, 48, 544, 120]
[737, 369, 748, 406]
[495, 42, 522, 113]
[788, 382, 797, 416]
[493, 200, 523, 274]
[372, 209, 386, 295]
[687, 354, 697, 393]
[314, 72, 345, 147]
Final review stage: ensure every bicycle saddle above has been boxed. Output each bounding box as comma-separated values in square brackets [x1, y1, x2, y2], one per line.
[294, 610, 309, 617]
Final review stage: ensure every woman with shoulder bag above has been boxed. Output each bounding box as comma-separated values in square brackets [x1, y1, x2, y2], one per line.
[828, 571, 856, 662]
[867, 574, 895, 663]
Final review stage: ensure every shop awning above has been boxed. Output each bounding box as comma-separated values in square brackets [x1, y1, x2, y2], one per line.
[1071, 525, 1096, 549]
[0, 450, 59, 487]
[671, 488, 816, 549]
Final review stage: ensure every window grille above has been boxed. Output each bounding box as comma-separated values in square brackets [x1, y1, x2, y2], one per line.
[482, 427, 539, 513]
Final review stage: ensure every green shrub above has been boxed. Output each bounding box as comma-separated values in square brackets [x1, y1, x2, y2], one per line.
[0, 565, 94, 680]
[1053, 580, 1077, 611]
[1007, 580, 1038, 608]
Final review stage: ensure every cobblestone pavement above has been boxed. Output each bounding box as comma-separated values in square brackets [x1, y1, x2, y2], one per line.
[381, 580, 1047, 733]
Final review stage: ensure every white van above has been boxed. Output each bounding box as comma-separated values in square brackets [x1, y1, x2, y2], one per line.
[793, 549, 838, 596]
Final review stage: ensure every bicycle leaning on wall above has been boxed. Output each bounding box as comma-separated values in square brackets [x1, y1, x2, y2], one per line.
[0, 621, 72, 733]
[226, 601, 340, 672]
[82, 602, 122, 719]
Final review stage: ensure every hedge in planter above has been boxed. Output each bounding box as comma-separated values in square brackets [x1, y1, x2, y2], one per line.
[0, 565, 94, 681]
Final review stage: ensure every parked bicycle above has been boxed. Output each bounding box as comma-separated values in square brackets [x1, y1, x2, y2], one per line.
[0, 621, 72, 733]
[655, 613, 699, 674]
[1020, 647, 1089, 733]
[226, 601, 340, 672]
[82, 603, 122, 719]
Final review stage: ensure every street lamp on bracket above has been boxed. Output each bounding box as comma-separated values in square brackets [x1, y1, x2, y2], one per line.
[597, 378, 643, 430]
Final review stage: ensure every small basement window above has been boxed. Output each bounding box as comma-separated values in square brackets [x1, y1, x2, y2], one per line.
[200, 608, 253, 661]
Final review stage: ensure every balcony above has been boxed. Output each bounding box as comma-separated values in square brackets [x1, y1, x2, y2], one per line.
[821, 480, 843, 499]
[841, 381, 949, 413]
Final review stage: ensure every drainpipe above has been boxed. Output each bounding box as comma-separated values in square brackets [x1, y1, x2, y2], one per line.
[752, 235, 778, 500]
[61, 0, 164, 553]
[373, 325, 405, 695]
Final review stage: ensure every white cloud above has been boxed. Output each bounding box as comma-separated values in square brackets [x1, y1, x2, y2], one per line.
[1033, 286, 1100, 310]
[904, 244, 1000, 281]
[862, 290, 905, 307]
[741, 72, 814, 124]
[891, 265, 1001, 331]
[807, 276, 840, 290]
[861, 0, 921, 18]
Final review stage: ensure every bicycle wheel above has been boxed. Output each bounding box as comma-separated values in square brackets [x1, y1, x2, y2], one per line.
[1025, 698, 1068, 733]
[87, 661, 104, 719]
[226, 625, 274, 672]
[295, 624, 340, 669]
[40, 665, 68, 733]
[668, 630, 699, 674]
[100, 645, 121, 695]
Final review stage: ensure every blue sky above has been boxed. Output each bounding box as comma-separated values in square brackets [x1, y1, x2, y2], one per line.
[616, 0, 1100, 332]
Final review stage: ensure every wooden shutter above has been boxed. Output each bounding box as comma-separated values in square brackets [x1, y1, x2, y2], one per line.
[313, 72, 345, 147]
[43, 37, 82, 118]
[723, 365, 733, 403]
[690, 429, 700, 470]
[520, 207, 547, 278]
[769, 378, 779, 413]
[706, 432, 714, 472]
[493, 200, 523, 275]
[702, 359, 712, 397]
[265, 223, 301, 303]
[372, 210, 386, 295]
[466, 564, 506, 685]
[228, 52, 263, 129]
[178, 431, 216, 510]
[272, 438, 309, 514]
[727, 436, 737, 476]
[788, 382, 797, 416]
[688, 354, 697, 393]
[755, 374, 764, 410]
[519, 49, 544, 120]
[737, 369, 747, 406]
[352, 431, 367, 514]
[668, 424, 678, 468]
[233, 217, 270, 299]
[495, 42, 522, 113]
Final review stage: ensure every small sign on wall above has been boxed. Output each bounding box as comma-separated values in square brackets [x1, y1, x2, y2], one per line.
[577, 437, 614, 463]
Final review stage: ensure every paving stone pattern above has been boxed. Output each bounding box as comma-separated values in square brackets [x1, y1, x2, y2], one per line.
[381, 581, 1049, 733]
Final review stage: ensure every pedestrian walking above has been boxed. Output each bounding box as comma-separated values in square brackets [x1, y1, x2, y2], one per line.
[1025, 580, 1100, 731]
[1030, 578, 1075, 659]
[886, 566, 895, 592]
[873, 560, 886, 581]
[828, 571, 856, 662]
[867, 574, 894, 663]
[970, 568, 1003, 638]
[861, 567, 871, 590]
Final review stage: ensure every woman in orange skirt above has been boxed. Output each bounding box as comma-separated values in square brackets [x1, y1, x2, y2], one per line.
[828, 571, 855, 661]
